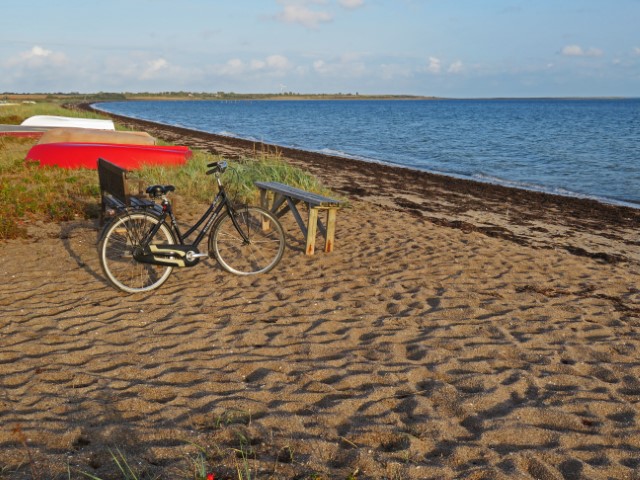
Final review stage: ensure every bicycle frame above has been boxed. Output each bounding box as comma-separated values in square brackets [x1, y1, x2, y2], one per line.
[164, 188, 229, 247]
[132, 168, 251, 268]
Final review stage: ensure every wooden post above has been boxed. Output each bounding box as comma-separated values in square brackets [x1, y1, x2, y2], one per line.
[306, 208, 318, 255]
[261, 212, 271, 232]
[325, 208, 337, 253]
[259, 188, 268, 210]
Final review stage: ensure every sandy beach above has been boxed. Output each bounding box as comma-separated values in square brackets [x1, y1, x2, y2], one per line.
[2, 109, 640, 479]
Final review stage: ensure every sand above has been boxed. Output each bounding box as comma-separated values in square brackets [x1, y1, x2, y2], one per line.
[1, 110, 640, 479]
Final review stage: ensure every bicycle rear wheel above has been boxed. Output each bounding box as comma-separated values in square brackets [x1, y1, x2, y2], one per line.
[210, 206, 285, 275]
[99, 211, 176, 293]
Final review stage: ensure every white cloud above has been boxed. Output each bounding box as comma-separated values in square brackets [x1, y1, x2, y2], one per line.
[634, 47, 640, 56]
[313, 54, 366, 77]
[422, 57, 466, 76]
[448, 60, 463, 74]
[339, 0, 365, 9]
[218, 55, 292, 76]
[25, 46, 51, 59]
[7, 45, 68, 68]
[561, 45, 584, 56]
[266, 54, 292, 70]
[220, 58, 245, 76]
[140, 58, 169, 79]
[276, 1, 333, 28]
[427, 56, 441, 74]
[313, 59, 329, 73]
[561, 44, 603, 57]
[99, 54, 191, 86]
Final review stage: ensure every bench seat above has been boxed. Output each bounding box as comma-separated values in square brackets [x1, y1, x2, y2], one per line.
[255, 181, 344, 255]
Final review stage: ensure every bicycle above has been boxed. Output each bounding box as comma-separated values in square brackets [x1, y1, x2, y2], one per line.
[98, 161, 286, 293]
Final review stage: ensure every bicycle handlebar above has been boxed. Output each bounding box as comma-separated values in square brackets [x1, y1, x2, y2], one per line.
[206, 161, 228, 176]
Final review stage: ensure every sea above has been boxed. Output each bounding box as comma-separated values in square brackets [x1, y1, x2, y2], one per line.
[96, 98, 640, 208]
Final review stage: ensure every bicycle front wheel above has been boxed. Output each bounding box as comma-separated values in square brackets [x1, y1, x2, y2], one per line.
[99, 211, 176, 293]
[210, 206, 285, 275]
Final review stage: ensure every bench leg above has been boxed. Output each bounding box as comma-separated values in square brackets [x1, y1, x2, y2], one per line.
[306, 208, 319, 255]
[261, 215, 272, 232]
[259, 188, 268, 210]
[325, 208, 337, 253]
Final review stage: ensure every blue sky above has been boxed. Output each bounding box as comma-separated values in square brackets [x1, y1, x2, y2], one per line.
[2, 0, 639, 97]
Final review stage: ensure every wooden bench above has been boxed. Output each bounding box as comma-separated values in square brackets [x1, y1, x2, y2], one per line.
[97, 158, 151, 224]
[255, 181, 343, 255]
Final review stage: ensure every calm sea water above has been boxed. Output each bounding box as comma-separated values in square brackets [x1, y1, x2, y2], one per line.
[97, 99, 640, 207]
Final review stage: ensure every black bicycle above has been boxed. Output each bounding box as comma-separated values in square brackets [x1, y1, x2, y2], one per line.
[98, 161, 285, 293]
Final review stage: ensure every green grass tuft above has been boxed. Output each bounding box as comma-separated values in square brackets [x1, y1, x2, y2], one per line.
[138, 150, 330, 206]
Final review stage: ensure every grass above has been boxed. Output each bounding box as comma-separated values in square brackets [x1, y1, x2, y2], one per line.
[137, 149, 330, 206]
[0, 136, 100, 238]
[71, 441, 327, 480]
[0, 102, 331, 240]
[79, 449, 153, 480]
[9, 407, 354, 480]
[0, 101, 110, 126]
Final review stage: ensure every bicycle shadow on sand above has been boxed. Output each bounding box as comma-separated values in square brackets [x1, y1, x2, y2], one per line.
[59, 219, 110, 286]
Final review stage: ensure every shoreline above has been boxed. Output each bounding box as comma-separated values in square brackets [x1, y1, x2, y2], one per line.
[82, 102, 640, 265]
[90, 102, 640, 211]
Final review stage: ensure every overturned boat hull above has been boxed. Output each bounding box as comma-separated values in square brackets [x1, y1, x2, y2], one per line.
[21, 115, 115, 130]
[37, 127, 156, 146]
[25, 143, 192, 169]
[0, 124, 49, 138]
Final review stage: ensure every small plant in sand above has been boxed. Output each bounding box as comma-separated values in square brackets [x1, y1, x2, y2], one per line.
[79, 447, 217, 480]
[181, 442, 219, 480]
[11, 424, 38, 479]
[233, 434, 255, 480]
[187, 451, 209, 480]
[212, 408, 253, 429]
[79, 449, 147, 480]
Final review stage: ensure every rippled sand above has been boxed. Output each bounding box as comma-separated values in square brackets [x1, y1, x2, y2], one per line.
[2, 112, 640, 479]
[2, 195, 640, 479]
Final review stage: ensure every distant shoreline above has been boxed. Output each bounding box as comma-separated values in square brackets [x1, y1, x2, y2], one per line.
[3, 92, 638, 103]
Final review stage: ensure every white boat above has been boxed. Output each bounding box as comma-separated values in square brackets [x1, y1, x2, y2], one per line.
[21, 115, 115, 130]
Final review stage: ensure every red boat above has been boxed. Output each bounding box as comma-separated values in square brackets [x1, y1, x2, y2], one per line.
[25, 143, 192, 169]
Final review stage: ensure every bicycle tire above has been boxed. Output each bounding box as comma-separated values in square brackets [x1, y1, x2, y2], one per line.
[99, 211, 177, 293]
[210, 206, 285, 275]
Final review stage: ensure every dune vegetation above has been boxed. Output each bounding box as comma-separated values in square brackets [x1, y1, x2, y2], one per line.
[0, 102, 325, 240]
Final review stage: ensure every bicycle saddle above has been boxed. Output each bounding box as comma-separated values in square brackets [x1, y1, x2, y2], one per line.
[146, 185, 175, 198]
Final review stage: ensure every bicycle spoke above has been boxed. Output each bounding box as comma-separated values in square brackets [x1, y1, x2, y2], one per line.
[99, 212, 175, 293]
[211, 206, 285, 275]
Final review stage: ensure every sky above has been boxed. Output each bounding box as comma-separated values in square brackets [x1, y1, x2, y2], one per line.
[2, 0, 639, 98]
